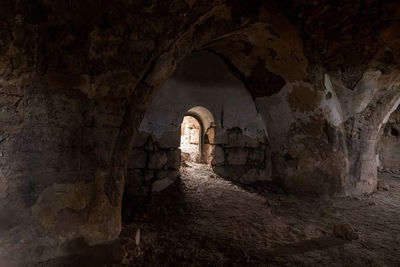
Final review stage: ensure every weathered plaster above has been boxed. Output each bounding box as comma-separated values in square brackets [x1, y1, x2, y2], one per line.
[321, 74, 344, 127]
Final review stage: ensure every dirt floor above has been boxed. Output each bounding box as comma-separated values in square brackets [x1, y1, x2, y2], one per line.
[40, 162, 400, 266]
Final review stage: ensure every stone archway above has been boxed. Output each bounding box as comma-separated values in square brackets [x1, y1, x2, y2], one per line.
[123, 49, 272, 215]
[343, 71, 400, 195]
[180, 115, 202, 163]
[185, 106, 216, 165]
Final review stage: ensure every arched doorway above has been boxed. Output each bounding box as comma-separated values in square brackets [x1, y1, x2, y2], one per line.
[180, 115, 202, 163]
[124, 51, 270, 212]
[180, 106, 216, 165]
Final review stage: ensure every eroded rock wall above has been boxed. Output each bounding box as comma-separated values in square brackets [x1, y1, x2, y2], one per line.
[0, 75, 126, 262]
[204, 2, 400, 196]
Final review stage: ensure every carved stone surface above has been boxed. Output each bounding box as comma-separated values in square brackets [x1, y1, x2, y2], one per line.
[1, 0, 400, 264]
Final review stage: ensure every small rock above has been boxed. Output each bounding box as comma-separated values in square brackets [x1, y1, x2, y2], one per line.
[181, 152, 190, 162]
[377, 180, 390, 191]
[333, 223, 359, 241]
[264, 200, 272, 206]
[181, 161, 189, 168]
[151, 177, 174, 192]
[135, 228, 140, 246]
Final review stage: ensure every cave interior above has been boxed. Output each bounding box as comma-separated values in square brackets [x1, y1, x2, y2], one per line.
[1, 1, 400, 266]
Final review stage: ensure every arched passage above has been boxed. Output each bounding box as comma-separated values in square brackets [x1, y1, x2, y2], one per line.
[123, 51, 271, 215]
[186, 106, 216, 164]
[344, 72, 400, 194]
[180, 115, 202, 162]
[180, 106, 216, 164]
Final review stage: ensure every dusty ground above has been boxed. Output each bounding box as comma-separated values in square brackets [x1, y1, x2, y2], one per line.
[39, 163, 400, 266]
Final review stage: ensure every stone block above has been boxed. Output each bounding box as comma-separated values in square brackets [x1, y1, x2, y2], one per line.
[133, 131, 149, 147]
[147, 137, 156, 151]
[213, 131, 228, 145]
[167, 149, 181, 169]
[226, 148, 248, 165]
[211, 146, 225, 166]
[156, 130, 180, 149]
[125, 169, 144, 196]
[242, 135, 260, 148]
[129, 149, 147, 169]
[226, 128, 246, 148]
[241, 169, 269, 183]
[168, 170, 180, 180]
[148, 151, 168, 169]
[144, 170, 154, 182]
[248, 149, 265, 164]
[212, 165, 246, 180]
[155, 170, 168, 180]
[151, 177, 174, 192]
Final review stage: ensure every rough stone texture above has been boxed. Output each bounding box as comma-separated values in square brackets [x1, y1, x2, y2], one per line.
[148, 152, 168, 170]
[379, 106, 400, 170]
[124, 133, 181, 204]
[167, 150, 181, 170]
[377, 180, 390, 191]
[332, 223, 359, 241]
[211, 146, 225, 166]
[211, 138, 271, 184]
[226, 148, 248, 165]
[1, 0, 400, 264]
[129, 149, 147, 169]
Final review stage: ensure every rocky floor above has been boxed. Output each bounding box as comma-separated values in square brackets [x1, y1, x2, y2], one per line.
[40, 163, 400, 266]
